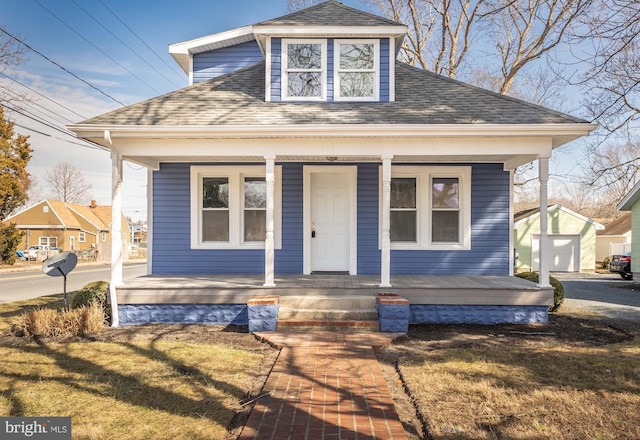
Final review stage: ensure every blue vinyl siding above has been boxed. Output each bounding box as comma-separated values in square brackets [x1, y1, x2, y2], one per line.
[152, 163, 264, 274]
[270, 38, 390, 102]
[270, 38, 281, 102]
[357, 164, 381, 274]
[193, 41, 263, 83]
[380, 38, 390, 102]
[389, 163, 511, 276]
[151, 162, 509, 276]
[275, 164, 303, 273]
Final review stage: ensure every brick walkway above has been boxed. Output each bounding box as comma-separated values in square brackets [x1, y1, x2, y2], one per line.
[238, 331, 409, 440]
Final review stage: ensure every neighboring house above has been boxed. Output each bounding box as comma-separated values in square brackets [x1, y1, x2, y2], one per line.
[68, 1, 595, 326]
[129, 221, 147, 246]
[596, 213, 632, 262]
[514, 205, 604, 273]
[617, 182, 640, 282]
[4, 199, 131, 261]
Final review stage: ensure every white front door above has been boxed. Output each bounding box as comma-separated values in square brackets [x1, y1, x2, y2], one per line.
[310, 172, 351, 272]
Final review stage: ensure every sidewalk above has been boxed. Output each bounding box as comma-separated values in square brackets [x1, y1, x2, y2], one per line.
[0, 259, 145, 274]
[239, 331, 409, 440]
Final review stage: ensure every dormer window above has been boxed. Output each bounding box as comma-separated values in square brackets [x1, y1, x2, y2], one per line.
[334, 40, 379, 101]
[282, 39, 327, 101]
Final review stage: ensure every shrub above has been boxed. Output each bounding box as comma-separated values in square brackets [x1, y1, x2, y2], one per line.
[71, 280, 110, 325]
[71, 281, 109, 308]
[11, 303, 105, 338]
[601, 257, 610, 270]
[515, 272, 564, 312]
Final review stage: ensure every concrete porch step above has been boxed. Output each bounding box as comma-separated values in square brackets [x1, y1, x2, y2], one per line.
[277, 295, 377, 309]
[278, 308, 378, 320]
[277, 294, 378, 322]
[277, 319, 379, 330]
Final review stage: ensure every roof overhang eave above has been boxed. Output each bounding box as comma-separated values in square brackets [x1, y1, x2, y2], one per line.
[253, 25, 407, 55]
[68, 122, 597, 146]
[169, 25, 256, 73]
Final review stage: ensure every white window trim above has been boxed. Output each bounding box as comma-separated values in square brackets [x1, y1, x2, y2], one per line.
[334, 39, 380, 102]
[281, 38, 327, 102]
[39, 236, 57, 248]
[101, 232, 107, 242]
[380, 166, 471, 250]
[79, 232, 86, 243]
[190, 165, 282, 250]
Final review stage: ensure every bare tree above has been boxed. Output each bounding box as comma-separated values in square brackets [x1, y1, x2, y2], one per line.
[0, 27, 28, 108]
[578, 139, 640, 215]
[579, 0, 640, 132]
[287, 0, 325, 11]
[44, 161, 92, 204]
[486, 0, 593, 95]
[359, 0, 497, 77]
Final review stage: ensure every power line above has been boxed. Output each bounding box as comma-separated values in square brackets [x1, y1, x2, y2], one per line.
[3, 102, 79, 138]
[32, 0, 162, 95]
[0, 72, 88, 120]
[70, 0, 182, 89]
[15, 121, 107, 151]
[2, 102, 108, 152]
[2, 86, 76, 125]
[0, 27, 126, 106]
[96, 0, 186, 82]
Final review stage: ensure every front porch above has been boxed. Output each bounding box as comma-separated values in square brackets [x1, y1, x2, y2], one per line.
[113, 274, 553, 328]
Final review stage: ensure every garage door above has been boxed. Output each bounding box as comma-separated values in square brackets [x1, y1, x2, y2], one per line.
[532, 234, 580, 272]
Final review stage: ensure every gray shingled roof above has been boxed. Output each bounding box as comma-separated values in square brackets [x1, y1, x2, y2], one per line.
[254, 0, 403, 28]
[80, 61, 587, 126]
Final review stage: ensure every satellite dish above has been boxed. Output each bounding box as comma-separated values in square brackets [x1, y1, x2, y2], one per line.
[42, 252, 77, 277]
[42, 252, 78, 307]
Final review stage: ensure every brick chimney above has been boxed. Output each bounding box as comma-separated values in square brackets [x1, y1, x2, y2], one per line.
[90, 200, 97, 209]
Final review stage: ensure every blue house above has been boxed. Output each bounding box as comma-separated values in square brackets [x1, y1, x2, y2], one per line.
[69, 1, 595, 328]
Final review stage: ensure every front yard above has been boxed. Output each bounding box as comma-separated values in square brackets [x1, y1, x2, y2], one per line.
[385, 313, 640, 439]
[1, 294, 639, 439]
[0, 295, 278, 440]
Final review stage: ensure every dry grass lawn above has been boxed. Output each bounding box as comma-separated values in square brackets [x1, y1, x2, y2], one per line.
[389, 314, 640, 440]
[0, 295, 278, 440]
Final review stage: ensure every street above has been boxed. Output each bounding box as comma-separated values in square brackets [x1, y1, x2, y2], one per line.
[554, 272, 640, 322]
[0, 262, 148, 303]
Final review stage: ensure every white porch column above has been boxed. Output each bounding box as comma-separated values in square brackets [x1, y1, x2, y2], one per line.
[146, 168, 153, 275]
[110, 148, 123, 327]
[538, 157, 551, 288]
[381, 155, 393, 287]
[264, 155, 276, 287]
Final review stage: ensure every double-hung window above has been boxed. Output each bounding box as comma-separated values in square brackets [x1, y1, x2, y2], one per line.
[243, 177, 267, 242]
[431, 177, 460, 243]
[334, 40, 379, 101]
[191, 166, 281, 249]
[390, 178, 417, 242]
[202, 177, 230, 242]
[282, 39, 326, 100]
[384, 166, 471, 250]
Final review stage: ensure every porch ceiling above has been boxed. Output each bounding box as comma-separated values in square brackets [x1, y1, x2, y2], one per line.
[126, 153, 536, 169]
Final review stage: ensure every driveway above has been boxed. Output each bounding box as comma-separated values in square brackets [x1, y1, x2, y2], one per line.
[553, 272, 640, 322]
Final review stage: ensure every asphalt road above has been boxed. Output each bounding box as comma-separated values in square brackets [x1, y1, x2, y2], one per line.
[553, 272, 640, 322]
[0, 262, 148, 303]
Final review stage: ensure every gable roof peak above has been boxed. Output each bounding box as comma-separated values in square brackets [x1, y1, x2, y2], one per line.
[254, 1, 405, 28]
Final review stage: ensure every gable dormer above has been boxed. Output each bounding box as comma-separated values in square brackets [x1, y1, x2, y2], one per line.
[169, 1, 406, 103]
